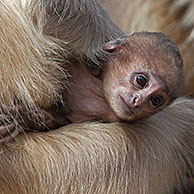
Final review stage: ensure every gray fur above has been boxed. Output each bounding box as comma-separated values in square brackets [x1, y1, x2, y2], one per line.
[27, 0, 125, 63]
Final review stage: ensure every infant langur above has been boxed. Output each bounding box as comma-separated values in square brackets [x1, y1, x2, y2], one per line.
[0, 32, 184, 142]
[63, 31, 183, 122]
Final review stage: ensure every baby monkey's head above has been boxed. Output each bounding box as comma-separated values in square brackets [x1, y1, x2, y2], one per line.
[92, 31, 184, 121]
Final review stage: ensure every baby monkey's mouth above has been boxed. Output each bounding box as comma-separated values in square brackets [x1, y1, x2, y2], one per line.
[118, 94, 135, 116]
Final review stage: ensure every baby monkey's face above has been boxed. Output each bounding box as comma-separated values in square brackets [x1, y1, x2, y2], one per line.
[108, 70, 171, 121]
[102, 65, 172, 121]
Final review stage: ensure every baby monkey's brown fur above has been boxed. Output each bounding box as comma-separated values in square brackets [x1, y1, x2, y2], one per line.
[0, 32, 183, 143]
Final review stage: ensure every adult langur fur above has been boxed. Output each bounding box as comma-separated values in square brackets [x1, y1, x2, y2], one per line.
[101, 0, 194, 96]
[0, 98, 194, 194]
[0, 0, 123, 112]
[0, 0, 194, 194]
[0, 0, 67, 109]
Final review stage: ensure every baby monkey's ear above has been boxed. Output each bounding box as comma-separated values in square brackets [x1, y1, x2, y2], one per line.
[104, 37, 129, 53]
[103, 43, 121, 53]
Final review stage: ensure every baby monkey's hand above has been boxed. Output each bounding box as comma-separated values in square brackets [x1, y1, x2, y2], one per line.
[0, 115, 21, 143]
[0, 105, 67, 143]
[0, 104, 24, 143]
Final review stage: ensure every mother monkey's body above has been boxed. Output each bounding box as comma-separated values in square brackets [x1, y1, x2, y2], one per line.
[1, 98, 194, 194]
[0, 1, 193, 194]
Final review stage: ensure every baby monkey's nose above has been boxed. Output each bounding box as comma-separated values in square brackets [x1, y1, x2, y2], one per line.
[131, 95, 142, 107]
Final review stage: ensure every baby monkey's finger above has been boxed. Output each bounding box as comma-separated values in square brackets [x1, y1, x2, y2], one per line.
[0, 124, 15, 136]
[0, 125, 20, 143]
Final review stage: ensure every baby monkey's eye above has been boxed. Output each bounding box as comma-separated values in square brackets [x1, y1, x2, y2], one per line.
[90, 65, 102, 77]
[136, 74, 147, 88]
[150, 95, 163, 107]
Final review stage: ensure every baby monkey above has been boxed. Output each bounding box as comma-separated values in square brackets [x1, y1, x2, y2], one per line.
[0, 32, 184, 142]
[61, 31, 183, 123]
